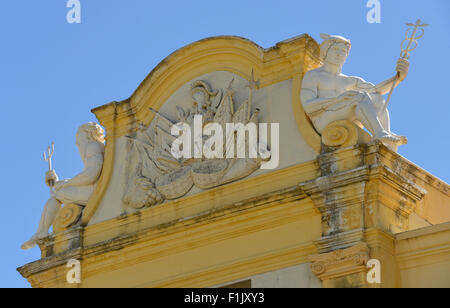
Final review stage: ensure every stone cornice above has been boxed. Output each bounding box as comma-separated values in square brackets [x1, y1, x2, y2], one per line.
[18, 177, 316, 282]
[395, 222, 450, 270]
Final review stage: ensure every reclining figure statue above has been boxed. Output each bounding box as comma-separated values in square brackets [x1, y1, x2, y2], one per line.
[21, 122, 105, 250]
[301, 34, 409, 148]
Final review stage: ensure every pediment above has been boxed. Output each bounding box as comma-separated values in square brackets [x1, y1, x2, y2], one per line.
[83, 35, 322, 225]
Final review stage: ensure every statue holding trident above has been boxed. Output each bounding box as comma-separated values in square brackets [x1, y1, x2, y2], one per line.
[21, 123, 105, 250]
[301, 20, 427, 150]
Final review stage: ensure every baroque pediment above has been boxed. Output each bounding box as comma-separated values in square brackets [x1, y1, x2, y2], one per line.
[18, 32, 450, 289]
[83, 35, 323, 225]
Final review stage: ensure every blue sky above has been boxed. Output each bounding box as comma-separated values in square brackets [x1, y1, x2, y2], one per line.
[0, 0, 449, 287]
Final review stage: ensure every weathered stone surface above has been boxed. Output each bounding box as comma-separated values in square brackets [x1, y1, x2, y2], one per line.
[18, 34, 450, 288]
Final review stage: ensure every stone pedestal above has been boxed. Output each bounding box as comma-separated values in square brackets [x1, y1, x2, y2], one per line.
[301, 141, 427, 287]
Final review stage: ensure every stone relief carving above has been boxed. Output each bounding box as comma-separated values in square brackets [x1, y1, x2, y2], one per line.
[301, 34, 410, 152]
[123, 76, 269, 209]
[21, 123, 105, 250]
[308, 242, 370, 280]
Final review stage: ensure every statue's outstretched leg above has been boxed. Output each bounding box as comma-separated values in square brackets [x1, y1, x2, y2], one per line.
[354, 94, 405, 145]
[370, 93, 391, 132]
[21, 197, 61, 250]
[370, 93, 407, 145]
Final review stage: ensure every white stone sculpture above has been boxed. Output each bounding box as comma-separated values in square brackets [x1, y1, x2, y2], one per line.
[301, 34, 410, 150]
[123, 77, 268, 209]
[21, 123, 105, 250]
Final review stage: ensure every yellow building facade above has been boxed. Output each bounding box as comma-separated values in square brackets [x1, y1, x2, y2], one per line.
[18, 34, 450, 288]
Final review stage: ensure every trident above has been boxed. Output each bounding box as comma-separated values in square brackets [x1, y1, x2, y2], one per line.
[43, 142, 55, 188]
[381, 19, 428, 115]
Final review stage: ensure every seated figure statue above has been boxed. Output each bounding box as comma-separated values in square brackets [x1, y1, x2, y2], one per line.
[301, 34, 409, 147]
[21, 122, 105, 250]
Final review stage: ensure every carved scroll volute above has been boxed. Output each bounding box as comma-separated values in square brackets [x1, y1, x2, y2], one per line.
[322, 120, 358, 147]
[308, 243, 370, 280]
[321, 120, 371, 150]
[53, 204, 83, 233]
